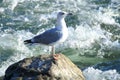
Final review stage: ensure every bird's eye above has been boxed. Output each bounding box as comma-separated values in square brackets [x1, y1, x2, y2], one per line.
[59, 12, 65, 15]
[61, 12, 65, 15]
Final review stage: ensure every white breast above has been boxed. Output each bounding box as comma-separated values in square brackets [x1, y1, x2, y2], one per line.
[58, 28, 68, 43]
[55, 14, 68, 44]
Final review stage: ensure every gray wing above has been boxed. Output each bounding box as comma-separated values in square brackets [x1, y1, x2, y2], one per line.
[32, 28, 63, 45]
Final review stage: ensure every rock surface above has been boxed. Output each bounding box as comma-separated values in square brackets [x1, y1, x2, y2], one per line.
[3, 53, 85, 80]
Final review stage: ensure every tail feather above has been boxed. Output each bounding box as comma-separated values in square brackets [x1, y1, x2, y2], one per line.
[24, 39, 32, 44]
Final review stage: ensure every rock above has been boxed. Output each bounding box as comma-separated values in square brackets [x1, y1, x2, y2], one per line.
[3, 53, 85, 80]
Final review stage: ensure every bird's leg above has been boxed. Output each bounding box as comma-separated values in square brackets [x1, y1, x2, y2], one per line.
[51, 46, 55, 54]
[48, 46, 51, 54]
[51, 46, 59, 60]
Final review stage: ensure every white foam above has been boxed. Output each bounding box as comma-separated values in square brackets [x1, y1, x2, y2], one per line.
[58, 24, 106, 49]
[1, 0, 120, 77]
[0, 30, 38, 76]
[83, 67, 120, 80]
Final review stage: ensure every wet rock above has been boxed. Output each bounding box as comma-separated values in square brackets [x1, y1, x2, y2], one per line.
[3, 54, 85, 80]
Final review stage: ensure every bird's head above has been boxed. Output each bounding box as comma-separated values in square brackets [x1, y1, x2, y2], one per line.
[57, 11, 72, 19]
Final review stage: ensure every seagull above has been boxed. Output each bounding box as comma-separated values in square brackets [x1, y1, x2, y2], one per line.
[24, 11, 72, 59]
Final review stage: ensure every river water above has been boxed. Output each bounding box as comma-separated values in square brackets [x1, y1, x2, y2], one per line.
[0, 0, 120, 80]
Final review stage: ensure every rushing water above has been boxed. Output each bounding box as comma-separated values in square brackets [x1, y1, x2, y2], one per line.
[0, 0, 120, 79]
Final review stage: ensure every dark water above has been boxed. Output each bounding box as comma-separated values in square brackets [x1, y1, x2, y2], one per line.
[0, 0, 120, 79]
